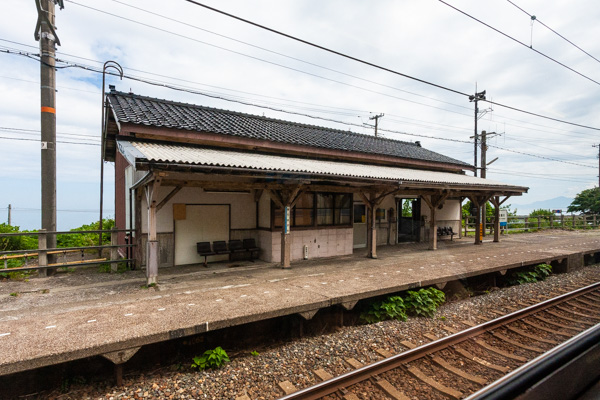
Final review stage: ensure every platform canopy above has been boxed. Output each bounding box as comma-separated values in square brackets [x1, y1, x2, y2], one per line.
[119, 140, 527, 197]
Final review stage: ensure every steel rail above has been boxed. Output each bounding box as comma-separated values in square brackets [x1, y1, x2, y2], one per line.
[278, 282, 600, 400]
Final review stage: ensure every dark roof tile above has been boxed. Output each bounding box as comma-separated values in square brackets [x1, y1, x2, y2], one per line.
[107, 90, 470, 167]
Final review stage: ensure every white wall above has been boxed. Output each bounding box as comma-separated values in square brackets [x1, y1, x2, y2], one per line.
[140, 186, 256, 233]
[261, 228, 353, 262]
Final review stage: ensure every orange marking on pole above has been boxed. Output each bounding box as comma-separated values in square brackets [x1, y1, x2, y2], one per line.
[41, 106, 56, 114]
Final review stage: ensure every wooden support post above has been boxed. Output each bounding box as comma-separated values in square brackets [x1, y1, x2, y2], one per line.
[134, 189, 142, 270]
[145, 177, 161, 285]
[421, 194, 441, 250]
[38, 229, 47, 277]
[493, 197, 500, 243]
[281, 205, 291, 269]
[369, 200, 377, 258]
[111, 227, 118, 273]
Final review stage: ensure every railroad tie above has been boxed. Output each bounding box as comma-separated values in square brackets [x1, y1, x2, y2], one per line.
[505, 326, 558, 345]
[531, 315, 580, 333]
[442, 325, 460, 334]
[375, 377, 410, 400]
[472, 338, 527, 362]
[236, 394, 251, 400]
[423, 333, 439, 342]
[278, 381, 297, 395]
[461, 320, 476, 327]
[345, 358, 364, 369]
[520, 319, 571, 338]
[375, 348, 394, 358]
[453, 347, 510, 373]
[343, 394, 360, 400]
[400, 340, 417, 349]
[574, 297, 600, 308]
[556, 304, 600, 320]
[429, 355, 487, 385]
[545, 309, 594, 325]
[489, 332, 544, 353]
[313, 368, 333, 382]
[407, 366, 463, 400]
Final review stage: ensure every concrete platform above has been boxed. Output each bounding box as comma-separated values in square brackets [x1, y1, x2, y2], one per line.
[1, 230, 599, 376]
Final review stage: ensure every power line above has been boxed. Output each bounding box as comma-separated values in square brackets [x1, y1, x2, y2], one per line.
[487, 143, 596, 168]
[3, 37, 597, 139]
[0, 136, 99, 146]
[63, 2, 472, 119]
[438, 0, 600, 87]
[177, 0, 600, 131]
[105, 0, 472, 112]
[2, 48, 596, 169]
[505, 0, 600, 65]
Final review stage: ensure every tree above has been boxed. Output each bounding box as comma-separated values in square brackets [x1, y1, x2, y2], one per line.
[567, 188, 600, 214]
[529, 209, 553, 217]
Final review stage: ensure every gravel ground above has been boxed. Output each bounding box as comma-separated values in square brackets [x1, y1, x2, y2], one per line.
[37, 264, 600, 400]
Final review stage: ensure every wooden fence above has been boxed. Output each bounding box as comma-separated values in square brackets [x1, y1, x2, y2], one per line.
[463, 214, 600, 236]
[0, 228, 134, 275]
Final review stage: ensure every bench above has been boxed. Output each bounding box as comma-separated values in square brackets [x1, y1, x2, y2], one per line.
[196, 242, 215, 267]
[196, 239, 261, 266]
[437, 226, 454, 241]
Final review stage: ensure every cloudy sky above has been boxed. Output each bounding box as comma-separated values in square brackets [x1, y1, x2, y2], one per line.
[1, 0, 599, 229]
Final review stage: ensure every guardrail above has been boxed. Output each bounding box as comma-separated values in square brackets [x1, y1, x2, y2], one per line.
[463, 214, 600, 236]
[0, 228, 135, 275]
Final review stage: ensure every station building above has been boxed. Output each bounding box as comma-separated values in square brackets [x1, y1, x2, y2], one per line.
[102, 88, 528, 284]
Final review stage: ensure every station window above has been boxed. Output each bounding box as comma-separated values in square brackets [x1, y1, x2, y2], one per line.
[273, 192, 351, 229]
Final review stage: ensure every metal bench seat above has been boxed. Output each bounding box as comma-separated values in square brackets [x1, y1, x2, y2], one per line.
[196, 241, 215, 267]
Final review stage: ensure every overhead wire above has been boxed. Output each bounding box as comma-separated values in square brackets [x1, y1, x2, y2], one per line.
[3, 47, 597, 169]
[438, 0, 600, 87]
[179, 0, 600, 131]
[505, 0, 600, 65]
[1, 37, 595, 140]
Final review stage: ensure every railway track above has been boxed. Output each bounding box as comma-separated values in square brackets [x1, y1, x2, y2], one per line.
[277, 280, 600, 400]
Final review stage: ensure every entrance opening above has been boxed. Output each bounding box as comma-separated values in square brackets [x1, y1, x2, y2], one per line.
[398, 198, 420, 243]
[353, 203, 367, 248]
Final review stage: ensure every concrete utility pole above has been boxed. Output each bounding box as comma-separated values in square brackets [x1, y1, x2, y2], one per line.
[35, 0, 63, 275]
[7, 204, 11, 226]
[369, 113, 384, 137]
[480, 131, 501, 179]
[469, 90, 486, 177]
[594, 144, 600, 188]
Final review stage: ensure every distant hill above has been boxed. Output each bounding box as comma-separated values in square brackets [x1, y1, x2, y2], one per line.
[509, 196, 573, 215]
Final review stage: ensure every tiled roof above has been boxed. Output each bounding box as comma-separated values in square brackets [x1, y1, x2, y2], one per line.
[107, 90, 471, 168]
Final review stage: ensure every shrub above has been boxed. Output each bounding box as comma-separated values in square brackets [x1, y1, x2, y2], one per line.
[191, 347, 230, 370]
[360, 295, 407, 323]
[403, 287, 446, 317]
[507, 263, 552, 285]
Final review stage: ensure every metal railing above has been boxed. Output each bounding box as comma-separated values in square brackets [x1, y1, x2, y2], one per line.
[463, 214, 600, 236]
[0, 228, 135, 275]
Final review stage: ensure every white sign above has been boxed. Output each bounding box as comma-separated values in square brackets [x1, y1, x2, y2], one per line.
[499, 210, 508, 227]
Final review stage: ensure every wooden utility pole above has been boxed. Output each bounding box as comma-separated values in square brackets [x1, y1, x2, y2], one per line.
[369, 113, 384, 137]
[35, 0, 63, 275]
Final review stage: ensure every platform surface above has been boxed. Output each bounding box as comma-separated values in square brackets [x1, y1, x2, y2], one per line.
[1, 230, 599, 375]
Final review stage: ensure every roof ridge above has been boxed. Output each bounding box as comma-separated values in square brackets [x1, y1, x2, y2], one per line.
[108, 89, 422, 148]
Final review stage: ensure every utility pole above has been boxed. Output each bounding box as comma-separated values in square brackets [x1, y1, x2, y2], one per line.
[594, 144, 600, 188]
[35, 0, 63, 275]
[7, 204, 11, 226]
[369, 113, 384, 137]
[469, 89, 486, 177]
[480, 130, 501, 179]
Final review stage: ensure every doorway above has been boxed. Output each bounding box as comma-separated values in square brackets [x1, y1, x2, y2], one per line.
[397, 198, 420, 243]
[353, 203, 367, 248]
